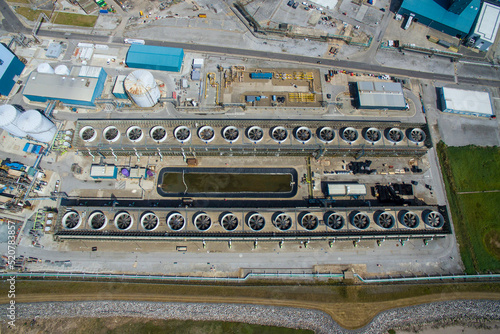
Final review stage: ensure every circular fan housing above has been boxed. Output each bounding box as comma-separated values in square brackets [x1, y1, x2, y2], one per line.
[385, 127, 404, 144]
[398, 210, 420, 229]
[198, 126, 215, 143]
[272, 212, 292, 231]
[423, 210, 444, 228]
[114, 211, 134, 230]
[193, 212, 212, 231]
[246, 212, 265, 231]
[271, 126, 288, 143]
[220, 212, 239, 231]
[363, 127, 382, 144]
[222, 126, 240, 143]
[295, 126, 312, 144]
[150, 126, 167, 142]
[246, 126, 264, 143]
[317, 127, 335, 143]
[350, 212, 370, 230]
[408, 128, 426, 144]
[80, 126, 97, 142]
[88, 211, 108, 230]
[375, 211, 395, 229]
[174, 126, 191, 143]
[341, 127, 359, 144]
[167, 212, 186, 231]
[324, 212, 345, 230]
[103, 126, 120, 143]
[62, 211, 82, 230]
[127, 126, 144, 143]
[299, 212, 319, 230]
[141, 212, 159, 231]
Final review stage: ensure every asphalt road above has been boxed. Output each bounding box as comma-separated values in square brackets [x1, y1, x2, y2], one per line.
[1, 0, 500, 87]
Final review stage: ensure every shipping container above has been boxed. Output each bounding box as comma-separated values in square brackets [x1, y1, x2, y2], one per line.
[250, 72, 272, 79]
[198, 13, 207, 18]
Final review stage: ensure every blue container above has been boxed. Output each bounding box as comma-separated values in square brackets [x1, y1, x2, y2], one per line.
[100, 9, 108, 13]
[250, 72, 273, 79]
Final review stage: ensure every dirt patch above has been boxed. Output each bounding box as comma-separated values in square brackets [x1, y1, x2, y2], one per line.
[484, 229, 500, 260]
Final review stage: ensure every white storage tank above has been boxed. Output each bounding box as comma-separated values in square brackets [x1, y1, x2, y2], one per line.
[37, 63, 55, 74]
[124, 70, 161, 108]
[0, 104, 27, 138]
[17, 109, 57, 143]
[54, 64, 70, 75]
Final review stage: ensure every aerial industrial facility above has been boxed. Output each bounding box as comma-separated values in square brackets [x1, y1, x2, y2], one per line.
[0, 4, 499, 329]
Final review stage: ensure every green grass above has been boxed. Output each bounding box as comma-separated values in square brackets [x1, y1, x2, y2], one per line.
[446, 146, 500, 192]
[15, 7, 97, 27]
[437, 142, 500, 273]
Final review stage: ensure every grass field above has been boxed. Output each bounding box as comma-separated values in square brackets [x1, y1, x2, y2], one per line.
[1, 318, 314, 334]
[15, 7, 97, 27]
[1, 280, 499, 330]
[437, 142, 500, 273]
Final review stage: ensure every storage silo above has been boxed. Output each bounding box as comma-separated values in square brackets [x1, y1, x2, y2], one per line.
[37, 63, 55, 74]
[124, 70, 161, 108]
[17, 109, 57, 143]
[54, 64, 70, 75]
[0, 104, 27, 138]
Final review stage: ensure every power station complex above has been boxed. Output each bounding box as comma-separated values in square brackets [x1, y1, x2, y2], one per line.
[0, 42, 454, 247]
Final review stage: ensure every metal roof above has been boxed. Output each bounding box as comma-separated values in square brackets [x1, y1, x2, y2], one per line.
[327, 183, 367, 196]
[473, 2, 500, 43]
[441, 87, 493, 115]
[0, 43, 15, 78]
[23, 69, 100, 103]
[400, 0, 480, 35]
[112, 75, 126, 95]
[357, 81, 406, 109]
[126, 44, 184, 71]
[45, 43, 63, 58]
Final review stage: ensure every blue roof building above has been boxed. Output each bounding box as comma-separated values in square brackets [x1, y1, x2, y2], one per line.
[0, 43, 25, 96]
[23, 66, 107, 107]
[398, 0, 481, 38]
[125, 45, 184, 72]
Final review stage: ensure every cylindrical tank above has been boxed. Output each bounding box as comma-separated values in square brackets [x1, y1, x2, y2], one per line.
[0, 104, 27, 138]
[37, 63, 55, 74]
[54, 64, 70, 75]
[124, 70, 161, 108]
[17, 109, 57, 143]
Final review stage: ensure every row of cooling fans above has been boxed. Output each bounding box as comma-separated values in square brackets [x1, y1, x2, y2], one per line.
[79, 124, 426, 145]
[61, 209, 444, 232]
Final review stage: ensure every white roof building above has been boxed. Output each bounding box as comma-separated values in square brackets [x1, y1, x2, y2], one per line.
[469, 2, 500, 51]
[439, 87, 494, 118]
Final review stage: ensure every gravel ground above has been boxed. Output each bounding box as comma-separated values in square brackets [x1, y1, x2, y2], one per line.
[1, 300, 499, 333]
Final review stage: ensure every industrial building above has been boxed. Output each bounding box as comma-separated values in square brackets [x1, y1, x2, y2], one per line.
[438, 87, 494, 118]
[23, 65, 107, 107]
[398, 0, 480, 38]
[356, 81, 407, 110]
[468, 2, 500, 51]
[0, 43, 25, 96]
[125, 45, 184, 72]
[112, 75, 127, 99]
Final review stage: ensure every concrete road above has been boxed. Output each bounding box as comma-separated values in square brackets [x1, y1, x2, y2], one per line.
[1, 0, 500, 86]
[0, 233, 462, 276]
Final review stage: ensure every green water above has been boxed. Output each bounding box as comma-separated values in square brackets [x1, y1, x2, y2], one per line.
[160, 172, 292, 193]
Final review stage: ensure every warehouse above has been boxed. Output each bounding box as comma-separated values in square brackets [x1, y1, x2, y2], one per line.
[125, 45, 184, 72]
[468, 2, 500, 51]
[0, 43, 25, 96]
[23, 66, 107, 107]
[398, 0, 480, 38]
[438, 87, 494, 118]
[356, 81, 407, 110]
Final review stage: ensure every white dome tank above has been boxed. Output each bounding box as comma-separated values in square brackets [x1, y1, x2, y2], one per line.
[17, 109, 57, 143]
[37, 63, 55, 74]
[124, 70, 161, 108]
[54, 64, 70, 75]
[0, 104, 27, 138]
